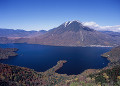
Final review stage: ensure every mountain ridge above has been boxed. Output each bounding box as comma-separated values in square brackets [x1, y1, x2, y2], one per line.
[27, 21, 120, 47]
[0, 28, 47, 37]
[0, 21, 120, 47]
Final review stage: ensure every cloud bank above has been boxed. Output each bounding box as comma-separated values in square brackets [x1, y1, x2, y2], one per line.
[82, 22, 120, 32]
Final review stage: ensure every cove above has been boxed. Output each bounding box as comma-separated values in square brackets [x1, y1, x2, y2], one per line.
[0, 43, 111, 75]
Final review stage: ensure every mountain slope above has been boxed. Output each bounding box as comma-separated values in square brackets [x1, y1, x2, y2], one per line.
[0, 37, 12, 44]
[28, 21, 120, 47]
[0, 29, 47, 44]
[100, 31, 120, 38]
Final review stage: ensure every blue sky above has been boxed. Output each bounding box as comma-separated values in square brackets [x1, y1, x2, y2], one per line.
[0, 0, 120, 31]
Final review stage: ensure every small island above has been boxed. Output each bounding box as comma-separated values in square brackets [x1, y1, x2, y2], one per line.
[0, 48, 18, 59]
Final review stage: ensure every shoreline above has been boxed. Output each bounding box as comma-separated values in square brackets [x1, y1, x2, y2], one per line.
[0, 48, 115, 85]
[0, 48, 18, 60]
[0, 44, 112, 76]
[0, 43, 114, 48]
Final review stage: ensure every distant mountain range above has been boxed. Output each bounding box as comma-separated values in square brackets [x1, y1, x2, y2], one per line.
[100, 31, 120, 37]
[0, 21, 120, 47]
[0, 28, 47, 37]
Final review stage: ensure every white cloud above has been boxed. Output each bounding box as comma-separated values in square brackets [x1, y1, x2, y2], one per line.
[82, 21, 120, 32]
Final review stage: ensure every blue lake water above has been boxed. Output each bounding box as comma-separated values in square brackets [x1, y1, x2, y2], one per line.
[0, 43, 111, 75]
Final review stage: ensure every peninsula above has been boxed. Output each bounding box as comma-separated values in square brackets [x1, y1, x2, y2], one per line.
[0, 48, 18, 59]
[0, 46, 120, 86]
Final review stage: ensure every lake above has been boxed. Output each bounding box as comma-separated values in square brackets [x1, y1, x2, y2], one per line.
[0, 43, 111, 75]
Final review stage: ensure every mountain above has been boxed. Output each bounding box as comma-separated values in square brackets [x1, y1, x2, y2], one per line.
[0, 21, 120, 46]
[0, 29, 47, 44]
[0, 37, 12, 44]
[100, 31, 120, 38]
[28, 20, 120, 47]
[0, 28, 47, 37]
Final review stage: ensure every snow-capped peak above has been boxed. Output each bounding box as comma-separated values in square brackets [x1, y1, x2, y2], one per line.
[64, 20, 81, 27]
[64, 21, 69, 27]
